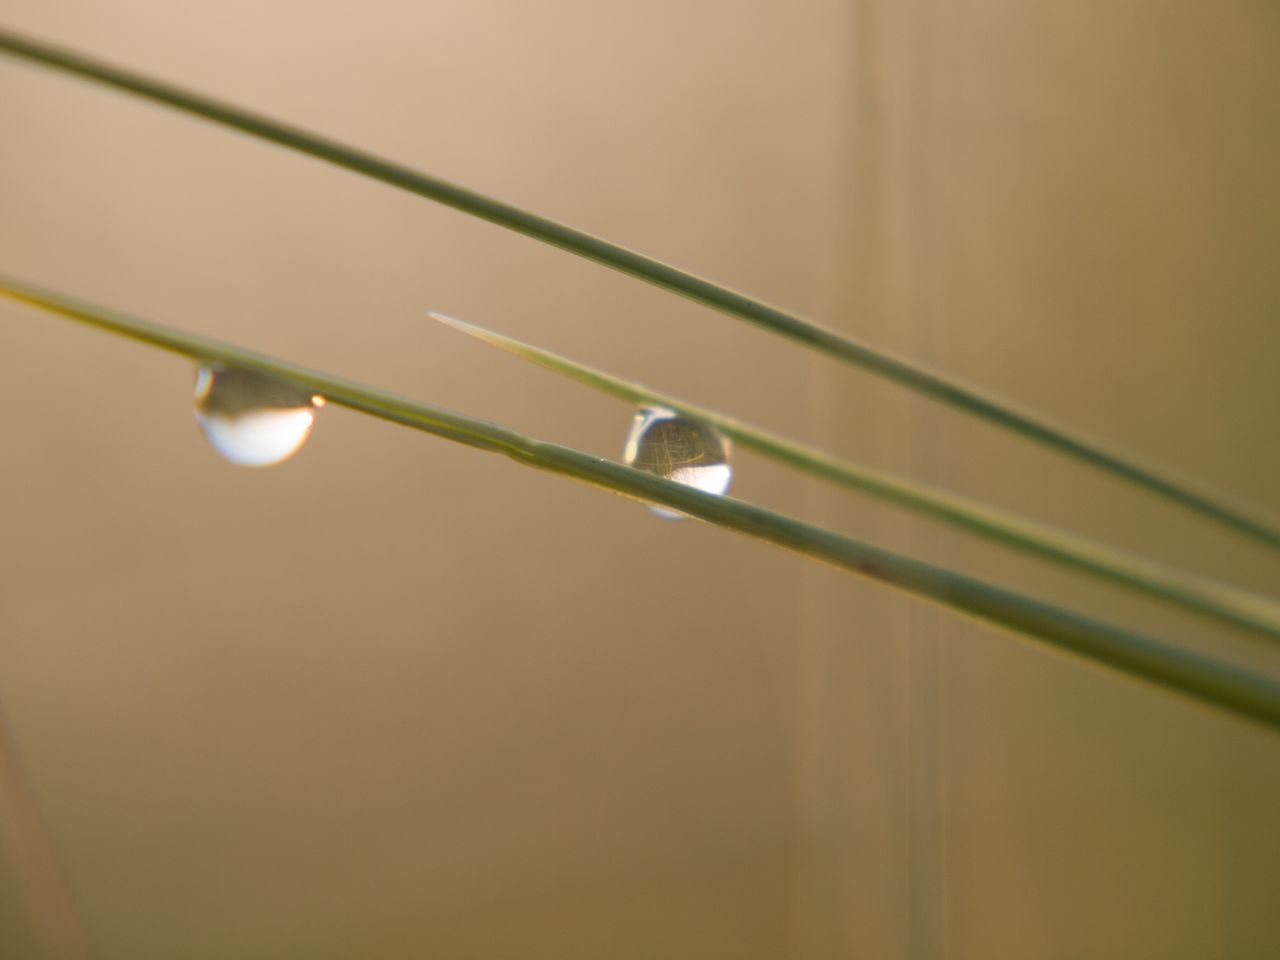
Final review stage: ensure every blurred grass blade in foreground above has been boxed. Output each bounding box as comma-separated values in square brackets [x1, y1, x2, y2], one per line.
[2, 274, 1279, 731]
[0, 26, 1276, 551]
[0, 708, 91, 960]
[430, 311, 1280, 642]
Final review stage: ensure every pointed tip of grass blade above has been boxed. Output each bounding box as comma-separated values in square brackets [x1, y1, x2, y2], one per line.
[429, 310, 518, 353]
[428, 309, 657, 412]
[427, 310, 469, 332]
[431, 310, 523, 363]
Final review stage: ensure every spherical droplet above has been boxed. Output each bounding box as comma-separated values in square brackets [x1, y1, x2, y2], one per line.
[193, 364, 321, 467]
[623, 407, 732, 519]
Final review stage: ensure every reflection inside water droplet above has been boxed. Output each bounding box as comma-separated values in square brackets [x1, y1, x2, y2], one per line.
[623, 407, 732, 519]
[194, 364, 321, 467]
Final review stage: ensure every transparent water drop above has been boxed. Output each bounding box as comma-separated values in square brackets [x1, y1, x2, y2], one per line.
[623, 406, 732, 519]
[193, 364, 323, 467]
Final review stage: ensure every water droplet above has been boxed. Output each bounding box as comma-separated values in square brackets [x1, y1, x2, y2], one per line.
[623, 407, 732, 519]
[193, 364, 322, 467]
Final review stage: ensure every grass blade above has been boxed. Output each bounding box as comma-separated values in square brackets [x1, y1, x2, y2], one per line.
[0, 707, 91, 960]
[2, 274, 1279, 732]
[430, 311, 1280, 642]
[0, 27, 1276, 551]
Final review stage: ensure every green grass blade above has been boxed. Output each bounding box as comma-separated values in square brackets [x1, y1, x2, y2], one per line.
[0, 706, 91, 960]
[0, 28, 1276, 552]
[430, 311, 1280, 643]
[2, 275, 1279, 732]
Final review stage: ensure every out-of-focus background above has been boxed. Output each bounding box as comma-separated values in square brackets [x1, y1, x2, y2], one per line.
[1, 2, 1278, 957]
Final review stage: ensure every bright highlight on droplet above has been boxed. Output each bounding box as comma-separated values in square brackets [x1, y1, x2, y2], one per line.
[623, 407, 732, 520]
[193, 364, 321, 467]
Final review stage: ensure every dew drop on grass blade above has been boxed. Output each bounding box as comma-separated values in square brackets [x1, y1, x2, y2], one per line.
[623, 407, 732, 520]
[194, 364, 324, 467]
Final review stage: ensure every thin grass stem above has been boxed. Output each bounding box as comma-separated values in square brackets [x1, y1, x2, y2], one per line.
[3, 275, 1278, 732]
[0, 27, 1276, 551]
[430, 311, 1280, 643]
[0, 705, 92, 960]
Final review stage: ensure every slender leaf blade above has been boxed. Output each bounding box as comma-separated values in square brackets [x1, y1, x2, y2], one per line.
[431, 311, 1280, 643]
[2, 274, 1279, 732]
[0, 27, 1276, 550]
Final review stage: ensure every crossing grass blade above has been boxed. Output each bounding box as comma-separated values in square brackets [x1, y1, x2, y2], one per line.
[0, 26, 1277, 551]
[429, 311, 1280, 643]
[2, 274, 1279, 732]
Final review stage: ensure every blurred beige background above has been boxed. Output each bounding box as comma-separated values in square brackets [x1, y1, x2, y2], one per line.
[1, 2, 1278, 958]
